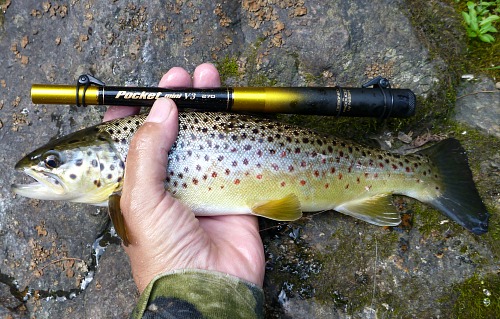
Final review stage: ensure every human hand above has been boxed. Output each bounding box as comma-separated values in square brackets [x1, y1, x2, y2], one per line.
[103, 64, 265, 292]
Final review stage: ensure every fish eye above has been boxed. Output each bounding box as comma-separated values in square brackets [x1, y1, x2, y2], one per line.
[43, 152, 62, 169]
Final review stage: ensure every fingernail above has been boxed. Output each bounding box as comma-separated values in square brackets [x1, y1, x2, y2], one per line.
[146, 98, 174, 123]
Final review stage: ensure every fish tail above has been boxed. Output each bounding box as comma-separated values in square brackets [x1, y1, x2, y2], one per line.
[418, 138, 489, 234]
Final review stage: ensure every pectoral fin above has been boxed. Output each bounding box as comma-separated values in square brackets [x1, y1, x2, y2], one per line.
[250, 193, 302, 221]
[335, 194, 401, 226]
[108, 193, 131, 246]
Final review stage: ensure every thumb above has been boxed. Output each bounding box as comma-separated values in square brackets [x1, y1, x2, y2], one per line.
[121, 98, 178, 219]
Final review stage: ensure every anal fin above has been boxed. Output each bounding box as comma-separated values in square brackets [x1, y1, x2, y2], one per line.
[250, 193, 302, 221]
[335, 194, 401, 226]
[108, 193, 131, 246]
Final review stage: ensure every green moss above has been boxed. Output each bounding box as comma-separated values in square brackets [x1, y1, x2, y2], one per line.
[248, 74, 277, 87]
[450, 274, 500, 319]
[215, 55, 241, 84]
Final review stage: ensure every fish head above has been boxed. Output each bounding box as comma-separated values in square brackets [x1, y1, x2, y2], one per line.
[12, 128, 124, 206]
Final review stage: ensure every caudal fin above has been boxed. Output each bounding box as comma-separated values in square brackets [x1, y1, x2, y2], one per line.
[418, 138, 489, 234]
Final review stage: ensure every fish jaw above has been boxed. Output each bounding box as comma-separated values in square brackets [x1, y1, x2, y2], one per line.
[12, 167, 68, 200]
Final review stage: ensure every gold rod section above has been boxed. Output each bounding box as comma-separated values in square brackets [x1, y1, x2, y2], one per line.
[31, 85, 100, 105]
[232, 88, 304, 113]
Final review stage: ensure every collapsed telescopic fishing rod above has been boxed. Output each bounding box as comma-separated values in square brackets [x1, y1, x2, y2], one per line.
[31, 74, 416, 119]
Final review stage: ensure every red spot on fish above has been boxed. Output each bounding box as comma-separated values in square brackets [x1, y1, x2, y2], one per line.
[314, 170, 320, 177]
[212, 172, 218, 178]
[325, 183, 329, 189]
[392, 164, 398, 170]
[379, 163, 384, 168]
[357, 177, 360, 183]
[338, 173, 343, 180]
[234, 179, 240, 185]
[182, 183, 187, 189]
[348, 166, 352, 173]
[220, 185, 224, 189]
[301, 161, 306, 167]
[281, 151, 287, 157]
[300, 180, 306, 186]
[322, 158, 326, 164]
[288, 165, 295, 172]
[374, 173, 378, 178]
[256, 174, 263, 179]
[331, 167, 336, 174]
[281, 181, 286, 187]
[193, 178, 198, 185]
[345, 184, 349, 189]
[405, 167, 411, 173]
[272, 164, 279, 171]
[364, 173, 369, 178]
[203, 175, 208, 180]
[257, 150, 263, 157]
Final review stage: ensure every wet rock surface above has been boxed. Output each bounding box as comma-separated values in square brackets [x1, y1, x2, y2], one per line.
[0, 0, 498, 318]
[455, 75, 500, 138]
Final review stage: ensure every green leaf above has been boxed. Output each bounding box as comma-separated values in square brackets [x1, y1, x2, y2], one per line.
[481, 24, 498, 33]
[480, 15, 500, 25]
[462, 11, 472, 25]
[479, 33, 495, 42]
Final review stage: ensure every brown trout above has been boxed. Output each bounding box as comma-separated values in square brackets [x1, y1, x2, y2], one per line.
[13, 112, 489, 236]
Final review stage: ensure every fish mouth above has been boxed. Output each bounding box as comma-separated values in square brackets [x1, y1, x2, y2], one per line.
[12, 168, 68, 200]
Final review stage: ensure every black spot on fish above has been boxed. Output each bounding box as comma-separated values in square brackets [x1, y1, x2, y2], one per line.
[110, 165, 115, 171]
[117, 177, 122, 183]
[75, 159, 83, 166]
[119, 161, 125, 169]
[69, 174, 77, 179]
[100, 163, 105, 171]
[107, 174, 113, 179]
[91, 159, 98, 167]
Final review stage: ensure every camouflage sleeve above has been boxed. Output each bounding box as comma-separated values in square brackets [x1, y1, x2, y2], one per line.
[131, 269, 264, 319]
